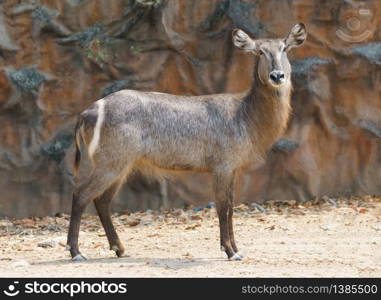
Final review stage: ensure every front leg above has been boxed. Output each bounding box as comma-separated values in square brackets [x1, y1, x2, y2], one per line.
[212, 170, 241, 260]
[228, 203, 238, 253]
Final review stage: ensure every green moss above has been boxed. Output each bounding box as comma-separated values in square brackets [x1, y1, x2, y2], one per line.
[353, 43, 381, 65]
[8, 67, 46, 92]
[200, 0, 263, 36]
[32, 6, 54, 25]
[58, 24, 104, 48]
[292, 57, 331, 76]
[357, 119, 381, 138]
[41, 131, 74, 163]
[66, 0, 83, 5]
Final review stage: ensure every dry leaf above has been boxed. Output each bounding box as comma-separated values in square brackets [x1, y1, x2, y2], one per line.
[147, 233, 160, 238]
[171, 209, 184, 216]
[185, 224, 201, 230]
[127, 220, 140, 227]
[235, 204, 249, 211]
[93, 243, 102, 249]
[350, 206, 358, 212]
[190, 215, 203, 221]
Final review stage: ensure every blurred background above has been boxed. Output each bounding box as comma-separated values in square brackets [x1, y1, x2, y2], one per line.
[0, 0, 380, 218]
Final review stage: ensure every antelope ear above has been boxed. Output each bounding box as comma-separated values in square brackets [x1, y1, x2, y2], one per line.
[232, 29, 258, 53]
[284, 23, 307, 51]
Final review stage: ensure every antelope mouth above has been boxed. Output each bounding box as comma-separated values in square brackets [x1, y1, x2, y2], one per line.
[268, 80, 286, 88]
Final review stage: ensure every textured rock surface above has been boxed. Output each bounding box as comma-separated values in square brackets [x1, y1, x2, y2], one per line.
[0, 0, 380, 217]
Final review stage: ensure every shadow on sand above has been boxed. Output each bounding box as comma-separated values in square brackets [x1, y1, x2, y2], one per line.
[33, 255, 226, 270]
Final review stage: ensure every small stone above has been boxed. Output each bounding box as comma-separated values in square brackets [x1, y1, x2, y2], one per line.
[206, 202, 215, 209]
[171, 209, 185, 216]
[55, 212, 66, 218]
[182, 252, 193, 259]
[185, 224, 201, 230]
[11, 260, 30, 268]
[38, 236, 66, 248]
[235, 204, 249, 211]
[250, 203, 266, 212]
[38, 239, 56, 248]
[140, 216, 153, 225]
[322, 196, 337, 206]
[192, 206, 204, 212]
[373, 223, 381, 231]
[0, 220, 14, 228]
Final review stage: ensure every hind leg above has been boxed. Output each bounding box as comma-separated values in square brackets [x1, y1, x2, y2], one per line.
[94, 180, 125, 257]
[67, 190, 89, 261]
[67, 169, 123, 261]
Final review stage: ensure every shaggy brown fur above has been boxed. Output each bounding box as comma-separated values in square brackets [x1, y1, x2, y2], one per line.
[67, 24, 307, 261]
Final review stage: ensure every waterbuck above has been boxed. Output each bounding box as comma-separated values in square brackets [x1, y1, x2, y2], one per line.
[67, 23, 307, 261]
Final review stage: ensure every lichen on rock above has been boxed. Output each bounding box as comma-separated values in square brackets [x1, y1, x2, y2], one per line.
[8, 67, 46, 93]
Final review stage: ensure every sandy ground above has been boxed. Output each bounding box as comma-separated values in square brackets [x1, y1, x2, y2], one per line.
[1, 196, 381, 277]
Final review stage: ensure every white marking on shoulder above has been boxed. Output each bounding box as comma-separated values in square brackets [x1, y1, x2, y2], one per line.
[88, 99, 105, 158]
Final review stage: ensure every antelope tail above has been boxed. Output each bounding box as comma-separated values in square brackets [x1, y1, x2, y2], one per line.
[73, 117, 84, 176]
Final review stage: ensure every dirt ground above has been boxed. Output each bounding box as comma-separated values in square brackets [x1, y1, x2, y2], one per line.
[1, 196, 381, 277]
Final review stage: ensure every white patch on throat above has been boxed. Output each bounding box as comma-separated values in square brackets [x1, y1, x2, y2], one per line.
[88, 99, 105, 158]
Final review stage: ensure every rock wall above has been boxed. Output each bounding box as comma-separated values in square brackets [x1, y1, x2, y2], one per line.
[0, 0, 380, 218]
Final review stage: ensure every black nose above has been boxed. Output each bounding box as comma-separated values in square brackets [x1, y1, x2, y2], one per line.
[269, 71, 285, 84]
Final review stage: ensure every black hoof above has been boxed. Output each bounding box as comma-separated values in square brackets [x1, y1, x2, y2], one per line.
[112, 245, 125, 258]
